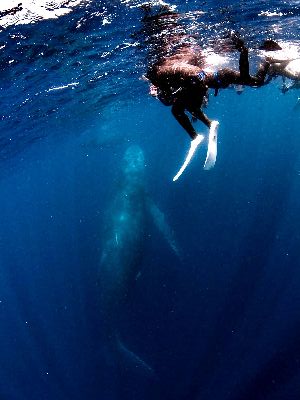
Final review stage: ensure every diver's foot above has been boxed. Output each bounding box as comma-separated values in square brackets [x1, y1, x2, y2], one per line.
[229, 30, 245, 51]
[191, 134, 203, 149]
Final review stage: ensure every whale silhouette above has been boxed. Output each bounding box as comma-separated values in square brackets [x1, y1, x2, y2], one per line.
[99, 145, 179, 375]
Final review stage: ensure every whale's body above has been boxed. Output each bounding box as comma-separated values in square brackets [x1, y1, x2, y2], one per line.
[99, 145, 179, 377]
[100, 146, 147, 339]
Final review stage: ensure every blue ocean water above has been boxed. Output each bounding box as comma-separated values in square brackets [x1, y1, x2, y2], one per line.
[0, 1, 300, 399]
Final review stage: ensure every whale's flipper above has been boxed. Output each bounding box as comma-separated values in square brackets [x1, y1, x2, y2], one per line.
[204, 120, 219, 170]
[148, 199, 181, 259]
[173, 134, 204, 181]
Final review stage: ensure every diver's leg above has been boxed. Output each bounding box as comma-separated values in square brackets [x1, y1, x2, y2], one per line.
[239, 45, 270, 86]
[186, 107, 211, 129]
[239, 46, 251, 80]
[229, 32, 251, 80]
[171, 103, 198, 140]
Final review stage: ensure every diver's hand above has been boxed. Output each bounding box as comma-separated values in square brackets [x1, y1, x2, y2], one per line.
[149, 84, 158, 97]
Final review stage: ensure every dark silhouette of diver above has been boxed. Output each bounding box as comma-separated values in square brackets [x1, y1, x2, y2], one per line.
[140, 6, 270, 177]
[258, 39, 300, 94]
[146, 33, 270, 141]
[140, 5, 270, 140]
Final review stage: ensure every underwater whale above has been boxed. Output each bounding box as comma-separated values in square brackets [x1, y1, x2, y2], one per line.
[99, 145, 179, 372]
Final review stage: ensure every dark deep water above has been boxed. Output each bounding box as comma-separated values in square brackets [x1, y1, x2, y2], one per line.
[1, 1, 300, 399]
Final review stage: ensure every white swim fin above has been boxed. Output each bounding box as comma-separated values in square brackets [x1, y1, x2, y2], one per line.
[204, 120, 219, 170]
[173, 134, 204, 181]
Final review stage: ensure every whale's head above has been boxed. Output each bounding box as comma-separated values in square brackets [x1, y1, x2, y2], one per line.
[122, 145, 145, 184]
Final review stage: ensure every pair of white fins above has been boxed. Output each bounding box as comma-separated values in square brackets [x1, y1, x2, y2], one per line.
[173, 120, 219, 182]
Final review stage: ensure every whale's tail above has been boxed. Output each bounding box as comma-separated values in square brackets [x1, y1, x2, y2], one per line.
[116, 337, 156, 378]
[100, 334, 158, 399]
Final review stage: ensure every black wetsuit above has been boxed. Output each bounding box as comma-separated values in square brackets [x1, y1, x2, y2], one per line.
[169, 47, 270, 140]
[170, 77, 210, 140]
[209, 47, 269, 89]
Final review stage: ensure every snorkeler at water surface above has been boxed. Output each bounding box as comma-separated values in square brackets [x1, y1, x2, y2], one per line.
[259, 39, 300, 93]
[141, 5, 270, 179]
[146, 36, 269, 140]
